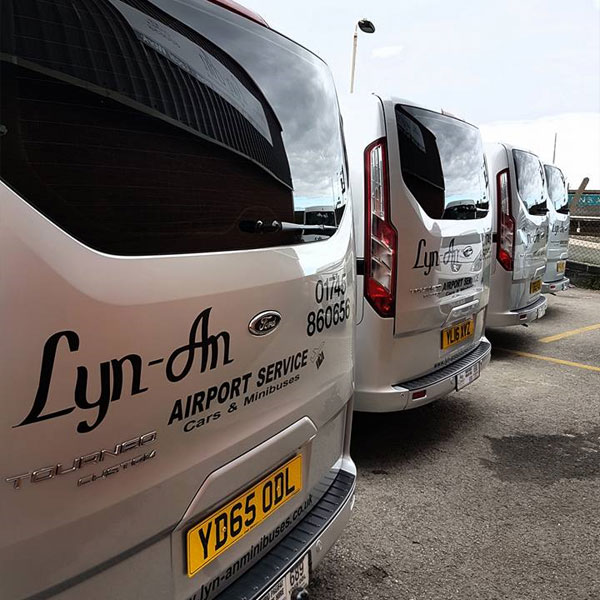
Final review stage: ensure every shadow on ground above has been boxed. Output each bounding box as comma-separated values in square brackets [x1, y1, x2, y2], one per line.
[485, 326, 529, 355]
[351, 399, 484, 470]
[534, 298, 567, 324]
[485, 295, 569, 353]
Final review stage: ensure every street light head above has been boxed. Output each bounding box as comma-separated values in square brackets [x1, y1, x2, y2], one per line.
[358, 18, 375, 34]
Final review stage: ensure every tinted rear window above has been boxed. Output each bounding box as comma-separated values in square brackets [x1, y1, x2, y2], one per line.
[395, 105, 488, 220]
[0, 0, 348, 255]
[544, 165, 568, 211]
[512, 150, 546, 211]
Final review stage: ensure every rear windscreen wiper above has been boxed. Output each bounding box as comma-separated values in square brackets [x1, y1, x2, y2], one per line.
[239, 219, 338, 236]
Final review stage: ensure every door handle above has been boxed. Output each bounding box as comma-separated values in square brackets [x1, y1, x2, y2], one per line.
[443, 299, 480, 326]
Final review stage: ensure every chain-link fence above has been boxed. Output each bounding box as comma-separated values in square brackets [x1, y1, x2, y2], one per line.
[569, 216, 600, 267]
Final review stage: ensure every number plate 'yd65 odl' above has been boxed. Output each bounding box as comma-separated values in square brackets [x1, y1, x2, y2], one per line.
[186, 455, 302, 577]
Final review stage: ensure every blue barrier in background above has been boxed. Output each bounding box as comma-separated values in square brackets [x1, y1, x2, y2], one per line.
[569, 192, 600, 207]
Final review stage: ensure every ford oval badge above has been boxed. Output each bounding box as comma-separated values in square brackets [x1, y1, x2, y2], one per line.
[248, 311, 281, 336]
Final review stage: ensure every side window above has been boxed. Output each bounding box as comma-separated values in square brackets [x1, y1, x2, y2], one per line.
[0, 0, 347, 255]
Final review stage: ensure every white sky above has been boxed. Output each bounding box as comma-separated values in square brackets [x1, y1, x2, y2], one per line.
[246, 0, 600, 188]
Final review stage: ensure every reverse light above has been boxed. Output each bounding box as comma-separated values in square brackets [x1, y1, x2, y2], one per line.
[364, 138, 397, 317]
[496, 169, 515, 271]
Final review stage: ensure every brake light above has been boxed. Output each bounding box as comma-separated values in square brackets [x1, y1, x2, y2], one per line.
[364, 138, 397, 317]
[496, 168, 515, 271]
[208, 0, 269, 26]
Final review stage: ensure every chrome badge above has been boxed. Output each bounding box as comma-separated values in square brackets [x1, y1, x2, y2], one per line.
[248, 311, 281, 336]
[4, 431, 157, 489]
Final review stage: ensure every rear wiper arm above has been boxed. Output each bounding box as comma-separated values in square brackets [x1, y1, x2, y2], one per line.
[239, 219, 338, 236]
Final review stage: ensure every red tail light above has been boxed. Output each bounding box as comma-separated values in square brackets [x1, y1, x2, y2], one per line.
[208, 0, 269, 26]
[364, 138, 397, 317]
[496, 168, 515, 271]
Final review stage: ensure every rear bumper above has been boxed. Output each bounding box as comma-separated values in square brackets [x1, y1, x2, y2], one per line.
[354, 338, 492, 412]
[486, 295, 547, 327]
[217, 464, 356, 599]
[542, 277, 569, 293]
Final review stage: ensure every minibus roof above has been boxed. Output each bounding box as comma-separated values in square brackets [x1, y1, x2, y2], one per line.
[492, 141, 539, 156]
[340, 94, 477, 129]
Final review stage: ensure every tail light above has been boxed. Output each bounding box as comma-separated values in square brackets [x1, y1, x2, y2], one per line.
[496, 168, 515, 271]
[208, 0, 269, 26]
[364, 138, 397, 317]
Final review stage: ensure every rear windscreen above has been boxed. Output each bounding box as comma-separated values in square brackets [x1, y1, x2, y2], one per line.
[395, 105, 488, 220]
[544, 165, 569, 211]
[512, 150, 546, 212]
[0, 0, 348, 255]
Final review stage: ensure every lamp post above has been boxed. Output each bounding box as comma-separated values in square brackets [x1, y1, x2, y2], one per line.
[571, 177, 589, 212]
[350, 18, 375, 93]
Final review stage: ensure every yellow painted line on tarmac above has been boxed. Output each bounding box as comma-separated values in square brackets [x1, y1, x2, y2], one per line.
[539, 323, 600, 344]
[496, 348, 600, 373]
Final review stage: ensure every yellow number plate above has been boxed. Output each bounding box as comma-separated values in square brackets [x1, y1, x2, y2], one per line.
[530, 279, 542, 294]
[557, 261, 566, 274]
[441, 318, 474, 350]
[186, 455, 302, 577]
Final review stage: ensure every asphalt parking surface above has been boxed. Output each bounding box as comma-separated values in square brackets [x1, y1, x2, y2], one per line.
[309, 286, 600, 600]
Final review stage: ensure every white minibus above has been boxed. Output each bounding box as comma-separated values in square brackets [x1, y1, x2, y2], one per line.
[486, 143, 549, 326]
[345, 95, 492, 412]
[0, 1, 356, 599]
[542, 163, 570, 293]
